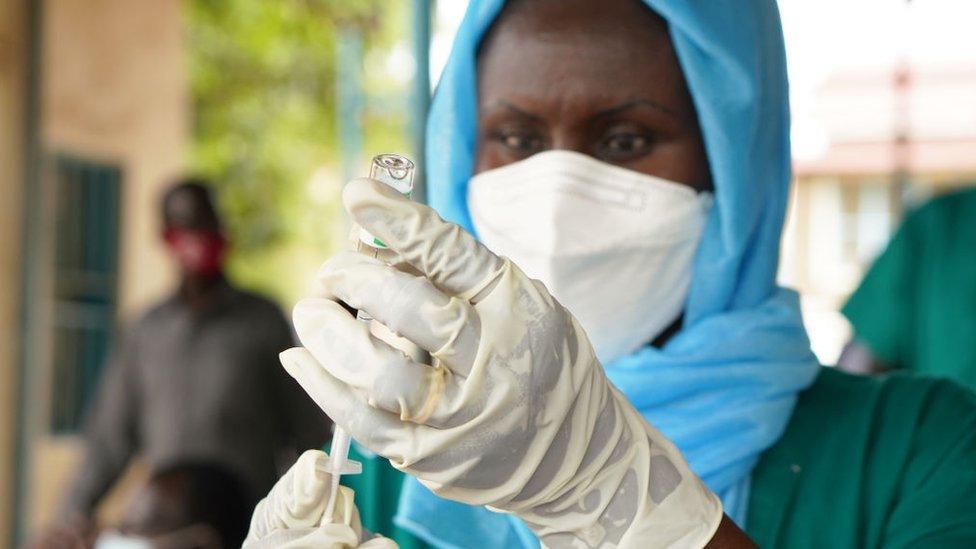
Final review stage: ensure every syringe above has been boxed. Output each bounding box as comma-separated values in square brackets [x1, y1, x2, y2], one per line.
[321, 153, 416, 520]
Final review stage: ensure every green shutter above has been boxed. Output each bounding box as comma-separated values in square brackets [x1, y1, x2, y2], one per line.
[50, 155, 122, 433]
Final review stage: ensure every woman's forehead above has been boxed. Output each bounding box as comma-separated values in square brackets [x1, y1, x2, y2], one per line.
[477, 0, 687, 115]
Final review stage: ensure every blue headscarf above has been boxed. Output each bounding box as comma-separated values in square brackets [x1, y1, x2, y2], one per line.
[395, 1, 821, 546]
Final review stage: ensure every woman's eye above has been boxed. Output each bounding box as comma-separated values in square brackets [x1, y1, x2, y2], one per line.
[497, 131, 542, 154]
[602, 133, 651, 156]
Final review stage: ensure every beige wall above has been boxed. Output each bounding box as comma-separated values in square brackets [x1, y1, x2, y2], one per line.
[42, 0, 187, 317]
[18, 0, 187, 538]
[0, 0, 28, 545]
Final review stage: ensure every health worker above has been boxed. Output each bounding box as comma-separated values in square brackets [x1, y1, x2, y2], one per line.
[243, 0, 976, 547]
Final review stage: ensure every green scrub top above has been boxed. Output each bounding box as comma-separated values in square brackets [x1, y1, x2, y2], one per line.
[843, 188, 976, 388]
[342, 444, 426, 549]
[747, 367, 976, 547]
[345, 367, 976, 548]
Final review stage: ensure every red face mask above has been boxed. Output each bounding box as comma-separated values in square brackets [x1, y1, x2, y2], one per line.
[164, 229, 227, 276]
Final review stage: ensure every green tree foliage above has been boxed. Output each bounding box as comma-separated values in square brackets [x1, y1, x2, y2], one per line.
[188, 0, 411, 304]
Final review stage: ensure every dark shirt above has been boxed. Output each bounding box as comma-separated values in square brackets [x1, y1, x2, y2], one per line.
[64, 280, 330, 515]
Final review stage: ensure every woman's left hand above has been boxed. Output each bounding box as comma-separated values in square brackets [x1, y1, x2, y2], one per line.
[281, 177, 722, 547]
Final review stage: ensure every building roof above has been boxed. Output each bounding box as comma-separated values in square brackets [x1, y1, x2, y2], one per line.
[793, 67, 976, 177]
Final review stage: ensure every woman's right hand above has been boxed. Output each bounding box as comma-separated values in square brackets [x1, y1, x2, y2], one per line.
[282, 177, 722, 547]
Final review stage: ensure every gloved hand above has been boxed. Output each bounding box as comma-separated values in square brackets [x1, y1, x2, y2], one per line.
[282, 177, 723, 547]
[244, 449, 396, 549]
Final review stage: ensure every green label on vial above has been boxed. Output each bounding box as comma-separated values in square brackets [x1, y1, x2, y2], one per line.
[361, 187, 409, 250]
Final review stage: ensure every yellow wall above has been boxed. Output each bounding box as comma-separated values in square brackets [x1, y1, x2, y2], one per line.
[17, 0, 187, 539]
[0, 0, 28, 545]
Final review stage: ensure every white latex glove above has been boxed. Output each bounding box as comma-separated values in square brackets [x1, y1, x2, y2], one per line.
[244, 449, 396, 549]
[282, 178, 723, 548]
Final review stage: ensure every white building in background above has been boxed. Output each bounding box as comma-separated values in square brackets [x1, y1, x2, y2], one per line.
[776, 0, 976, 364]
[781, 66, 976, 364]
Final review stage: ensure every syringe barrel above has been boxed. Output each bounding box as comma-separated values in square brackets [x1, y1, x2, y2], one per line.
[359, 153, 415, 248]
[323, 154, 417, 519]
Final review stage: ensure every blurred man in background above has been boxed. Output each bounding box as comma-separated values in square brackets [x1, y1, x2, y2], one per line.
[840, 187, 976, 389]
[31, 178, 329, 547]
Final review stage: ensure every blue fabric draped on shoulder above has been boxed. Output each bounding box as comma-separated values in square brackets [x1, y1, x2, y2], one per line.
[395, 1, 821, 547]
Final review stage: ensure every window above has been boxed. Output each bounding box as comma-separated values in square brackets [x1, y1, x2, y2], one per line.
[49, 155, 122, 433]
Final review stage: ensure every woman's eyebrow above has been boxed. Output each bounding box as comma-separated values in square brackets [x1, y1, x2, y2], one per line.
[593, 98, 679, 121]
[483, 100, 546, 123]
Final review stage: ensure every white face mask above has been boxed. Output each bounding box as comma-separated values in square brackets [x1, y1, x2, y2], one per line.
[468, 150, 712, 364]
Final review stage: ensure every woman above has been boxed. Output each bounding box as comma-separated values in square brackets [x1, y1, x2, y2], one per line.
[245, 0, 976, 547]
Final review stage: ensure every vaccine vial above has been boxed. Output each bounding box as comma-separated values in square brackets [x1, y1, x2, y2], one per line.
[359, 153, 415, 248]
[355, 153, 415, 324]
[354, 153, 428, 393]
